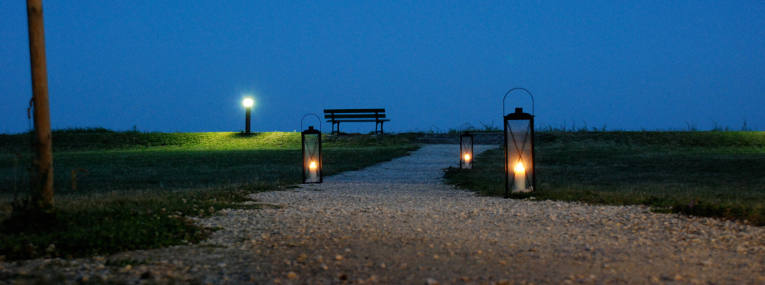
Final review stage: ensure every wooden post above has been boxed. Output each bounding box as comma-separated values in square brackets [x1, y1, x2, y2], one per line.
[26, 0, 54, 210]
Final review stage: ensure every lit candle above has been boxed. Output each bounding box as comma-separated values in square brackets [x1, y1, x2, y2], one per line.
[308, 160, 318, 182]
[513, 161, 526, 192]
[463, 153, 472, 168]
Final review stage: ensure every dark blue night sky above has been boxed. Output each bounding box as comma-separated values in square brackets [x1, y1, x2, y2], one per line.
[2, 1, 764, 133]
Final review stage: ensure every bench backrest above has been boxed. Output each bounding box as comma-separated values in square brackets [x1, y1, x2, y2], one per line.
[324, 109, 386, 120]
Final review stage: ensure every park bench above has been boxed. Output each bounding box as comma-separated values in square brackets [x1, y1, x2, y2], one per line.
[324, 108, 389, 135]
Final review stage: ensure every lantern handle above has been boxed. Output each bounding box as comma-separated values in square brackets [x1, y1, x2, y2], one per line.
[301, 113, 322, 132]
[502, 87, 535, 116]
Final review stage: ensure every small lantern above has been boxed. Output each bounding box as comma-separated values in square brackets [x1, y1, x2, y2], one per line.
[301, 126, 322, 183]
[503, 88, 536, 196]
[459, 132, 474, 169]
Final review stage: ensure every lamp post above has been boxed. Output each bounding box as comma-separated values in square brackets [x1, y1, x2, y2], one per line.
[301, 114, 323, 183]
[503, 88, 536, 197]
[460, 132, 474, 169]
[242, 97, 254, 134]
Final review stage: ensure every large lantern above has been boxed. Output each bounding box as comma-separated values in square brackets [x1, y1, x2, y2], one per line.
[301, 113, 323, 183]
[503, 88, 536, 196]
[459, 132, 474, 169]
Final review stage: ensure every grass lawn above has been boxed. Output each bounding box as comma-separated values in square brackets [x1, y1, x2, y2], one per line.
[445, 131, 765, 226]
[0, 129, 419, 260]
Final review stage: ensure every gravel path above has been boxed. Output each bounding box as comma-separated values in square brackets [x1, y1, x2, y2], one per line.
[2, 144, 764, 284]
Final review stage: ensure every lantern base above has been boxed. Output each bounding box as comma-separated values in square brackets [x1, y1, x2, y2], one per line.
[512, 187, 533, 193]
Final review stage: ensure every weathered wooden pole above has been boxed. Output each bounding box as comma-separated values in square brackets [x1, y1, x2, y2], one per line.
[26, 0, 54, 210]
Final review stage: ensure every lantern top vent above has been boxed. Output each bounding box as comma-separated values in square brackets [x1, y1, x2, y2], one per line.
[303, 125, 320, 134]
[504, 107, 533, 120]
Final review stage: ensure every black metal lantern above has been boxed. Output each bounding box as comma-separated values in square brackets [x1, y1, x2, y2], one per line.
[459, 132, 474, 169]
[301, 114, 322, 183]
[503, 88, 536, 196]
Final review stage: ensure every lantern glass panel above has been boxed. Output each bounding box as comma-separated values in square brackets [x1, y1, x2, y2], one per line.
[506, 119, 533, 192]
[460, 134, 473, 169]
[303, 133, 321, 183]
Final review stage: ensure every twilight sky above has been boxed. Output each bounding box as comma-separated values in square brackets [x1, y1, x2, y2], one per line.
[2, 1, 764, 133]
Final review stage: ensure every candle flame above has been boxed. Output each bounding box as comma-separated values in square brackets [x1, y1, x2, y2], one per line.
[463, 153, 471, 162]
[309, 161, 318, 170]
[513, 161, 525, 173]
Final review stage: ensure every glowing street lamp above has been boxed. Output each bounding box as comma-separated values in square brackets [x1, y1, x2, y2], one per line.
[460, 132, 474, 169]
[242, 97, 255, 134]
[503, 88, 536, 196]
[301, 114, 323, 183]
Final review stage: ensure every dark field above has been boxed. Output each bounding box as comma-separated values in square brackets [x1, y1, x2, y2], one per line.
[0, 130, 419, 194]
[0, 130, 419, 260]
[445, 131, 765, 225]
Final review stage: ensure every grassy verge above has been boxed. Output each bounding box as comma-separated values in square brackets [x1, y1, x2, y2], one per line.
[445, 131, 765, 226]
[1, 130, 419, 260]
[0, 185, 261, 261]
